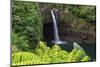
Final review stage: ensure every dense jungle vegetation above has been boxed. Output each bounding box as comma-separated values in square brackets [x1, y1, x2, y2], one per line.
[12, 1, 96, 66]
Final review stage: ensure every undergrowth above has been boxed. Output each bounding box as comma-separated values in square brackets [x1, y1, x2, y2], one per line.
[12, 41, 90, 66]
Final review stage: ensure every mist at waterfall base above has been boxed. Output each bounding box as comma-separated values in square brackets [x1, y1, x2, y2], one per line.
[43, 9, 96, 60]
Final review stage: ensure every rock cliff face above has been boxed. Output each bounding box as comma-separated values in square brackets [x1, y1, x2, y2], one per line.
[39, 3, 96, 45]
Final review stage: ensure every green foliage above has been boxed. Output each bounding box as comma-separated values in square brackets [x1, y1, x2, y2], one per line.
[68, 5, 96, 22]
[12, 45, 18, 53]
[12, 32, 29, 51]
[81, 56, 90, 61]
[12, 1, 96, 51]
[12, 41, 90, 66]
[12, 1, 43, 49]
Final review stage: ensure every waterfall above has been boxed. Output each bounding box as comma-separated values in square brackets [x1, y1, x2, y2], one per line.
[51, 10, 60, 41]
[50, 9, 83, 52]
[51, 9, 67, 44]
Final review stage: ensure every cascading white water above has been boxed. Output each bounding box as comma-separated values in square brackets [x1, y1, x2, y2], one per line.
[51, 10, 60, 41]
[51, 9, 67, 44]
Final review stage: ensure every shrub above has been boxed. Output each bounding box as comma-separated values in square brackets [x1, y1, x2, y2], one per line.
[12, 45, 18, 53]
[12, 41, 90, 66]
[12, 1, 43, 50]
[12, 32, 29, 51]
[68, 5, 96, 22]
